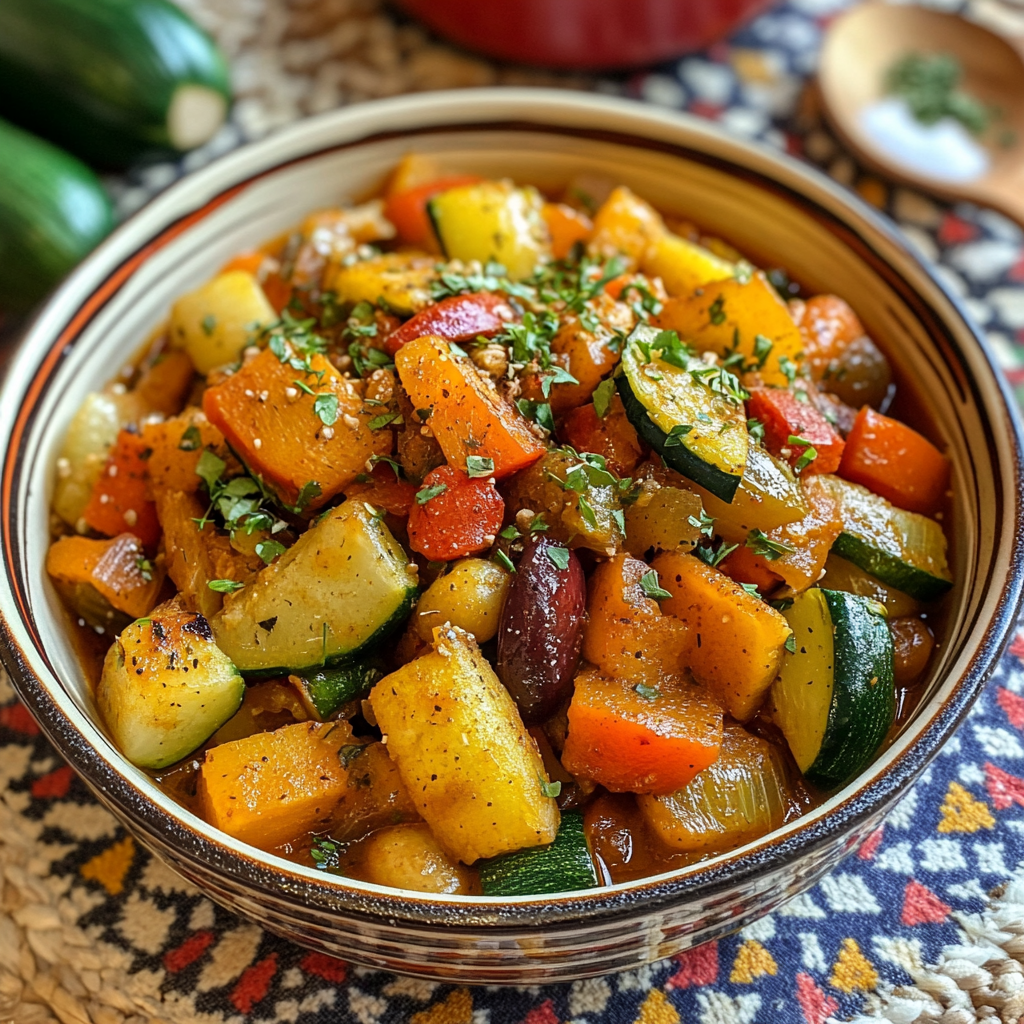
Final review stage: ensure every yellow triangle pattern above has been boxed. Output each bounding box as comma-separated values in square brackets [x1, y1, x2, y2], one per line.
[633, 989, 679, 1024]
[729, 939, 778, 983]
[829, 938, 878, 994]
[937, 781, 995, 834]
[411, 988, 473, 1024]
[79, 835, 135, 896]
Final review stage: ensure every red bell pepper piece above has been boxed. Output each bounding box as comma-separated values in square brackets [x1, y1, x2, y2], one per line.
[407, 464, 504, 561]
[838, 405, 950, 513]
[383, 175, 482, 248]
[81, 430, 161, 551]
[383, 292, 516, 357]
[746, 387, 845, 475]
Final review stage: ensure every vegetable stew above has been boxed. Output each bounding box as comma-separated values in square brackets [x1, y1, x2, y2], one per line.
[47, 154, 953, 894]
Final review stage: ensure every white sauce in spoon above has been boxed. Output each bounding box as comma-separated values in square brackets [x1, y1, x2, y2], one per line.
[860, 96, 991, 183]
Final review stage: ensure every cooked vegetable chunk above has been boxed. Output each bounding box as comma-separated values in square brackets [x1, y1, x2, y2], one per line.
[651, 551, 790, 721]
[773, 588, 895, 790]
[360, 823, 474, 894]
[559, 396, 643, 478]
[169, 270, 276, 374]
[618, 325, 748, 502]
[638, 724, 790, 852]
[369, 625, 559, 864]
[562, 668, 723, 795]
[47, 533, 164, 623]
[653, 271, 804, 388]
[211, 499, 418, 675]
[81, 429, 160, 550]
[817, 475, 952, 600]
[428, 181, 550, 280]
[383, 291, 515, 357]
[479, 810, 599, 896]
[582, 555, 689, 684]
[623, 485, 703, 560]
[324, 252, 436, 315]
[642, 231, 735, 297]
[98, 613, 243, 769]
[395, 334, 546, 478]
[329, 740, 421, 840]
[290, 658, 385, 720]
[414, 558, 511, 644]
[839, 405, 950, 514]
[198, 720, 353, 849]
[407, 465, 505, 562]
[747, 387, 846, 476]
[587, 186, 664, 267]
[203, 346, 389, 511]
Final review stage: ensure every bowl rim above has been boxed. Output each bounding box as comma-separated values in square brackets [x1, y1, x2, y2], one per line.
[2, 87, 1023, 930]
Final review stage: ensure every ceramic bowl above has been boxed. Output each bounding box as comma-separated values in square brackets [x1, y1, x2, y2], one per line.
[2, 89, 1022, 984]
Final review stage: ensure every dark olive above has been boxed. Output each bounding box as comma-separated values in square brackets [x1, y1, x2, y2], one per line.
[497, 536, 586, 722]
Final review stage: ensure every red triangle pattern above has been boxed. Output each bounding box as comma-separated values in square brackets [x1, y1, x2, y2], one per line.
[300, 951, 348, 984]
[523, 999, 559, 1024]
[666, 941, 719, 989]
[30, 765, 74, 800]
[985, 761, 1024, 810]
[997, 688, 1024, 730]
[230, 953, 278, 1015]
[795, 972, 838, 1024]
[901, 879, 951, 925]
[857, 826, 884, 861]
[937, 213, 979, 245]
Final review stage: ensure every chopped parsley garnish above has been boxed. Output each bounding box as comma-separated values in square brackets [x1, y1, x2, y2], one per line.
[546, 545, 571, 571]
[577, 494, 598, 529]
[592, 377, 617, 418]
[135, 556, 154, 582]
[540, 365, 579, 398]
[708, 295, 726, 326]
[178, 424, 202, 451]
[746, 528, 796, 561]
[740, 582, 761, 598]
[338, 744, 367, 768]
[291, 481, 322, 513]
[309, 835, 341, 869]
[746, 417, 765, 444]
[367, 454, 402, 479]
[516, 399, 555, 433]
[694, 538, 739, 568]
[312, 393, 339, 426]
[663, 423, 693, 447]
[416, 482, 447, 505]
[368, 411, 401, 431]
[687, 511, 716, 539]
[466, 455, 495, 478]
[201, 314, 217, 336]
[785, 633, 797, 654]
[255, 539, 286, 564]
[539, 775, 562, 799]
[787, 434, 819, 474]
[634, 683, 660, 701]
[492, 549, 516, 573]
[753, 333, 773, 368]
[639, 570, 671, 601]
[779, 355, 799, 385]
[208, 579, 245, 593]
[499, 524, 521, 541]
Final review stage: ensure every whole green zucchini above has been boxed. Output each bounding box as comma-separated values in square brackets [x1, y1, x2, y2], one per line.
[0, 0, 231, 168]
[0, 118, 114, 312]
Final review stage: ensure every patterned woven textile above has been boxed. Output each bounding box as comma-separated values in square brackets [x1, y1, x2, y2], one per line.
[4, 0, 1024, 1020]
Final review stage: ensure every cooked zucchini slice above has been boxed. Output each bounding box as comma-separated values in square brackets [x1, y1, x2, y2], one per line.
[773, 588, 895, 790]
[211, 500, 418, 675]
[478, 811, 599, 897]
[427, 181, 550, 280]
[98, 613, 243, 769]
[291, 657, 385, 720]
[817, 476, 952, 601]
[618, 324, 748, 502]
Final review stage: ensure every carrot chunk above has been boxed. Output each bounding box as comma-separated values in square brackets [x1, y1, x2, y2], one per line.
[384, 175, 482, 248]
[81, 430, 161, 550]
[838, 405, 950, 513]
[797, 294, 865, 380]
[561, 668, 723, 795]
[718, 543, 784, 595]
[746, 387, 845, 475]
[407, 465, 504, 561]
[383, 292, 515, 357]
[395, 334, 546, 479]
[202, 346, 390, 510]
[542, 202, 593, 260]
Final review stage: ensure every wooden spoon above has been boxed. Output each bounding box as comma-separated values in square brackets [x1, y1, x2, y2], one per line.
[818, 2, 1024, 227]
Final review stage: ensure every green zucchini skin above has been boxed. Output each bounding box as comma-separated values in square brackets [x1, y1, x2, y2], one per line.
[294, 659, 386, 720]
[831, 533, 951, 602]
[0, 118, 114, 312]
[808, 590, 895, 790]
[0, 0, 230, 167]
[478, 811, 599, 897]
[616, 374, 741, 502]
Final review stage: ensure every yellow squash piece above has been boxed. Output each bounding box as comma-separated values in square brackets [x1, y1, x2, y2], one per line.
[324, 252, 436, 315]
[641, 232, 735, 298]
[428, 181, 550, 281]
[651, 551, 791, 721]
[169, 270, 276, 374]
[369, 625, 559, 864]
[587, 185, 665, 267]
[654, 271, 804, 386]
